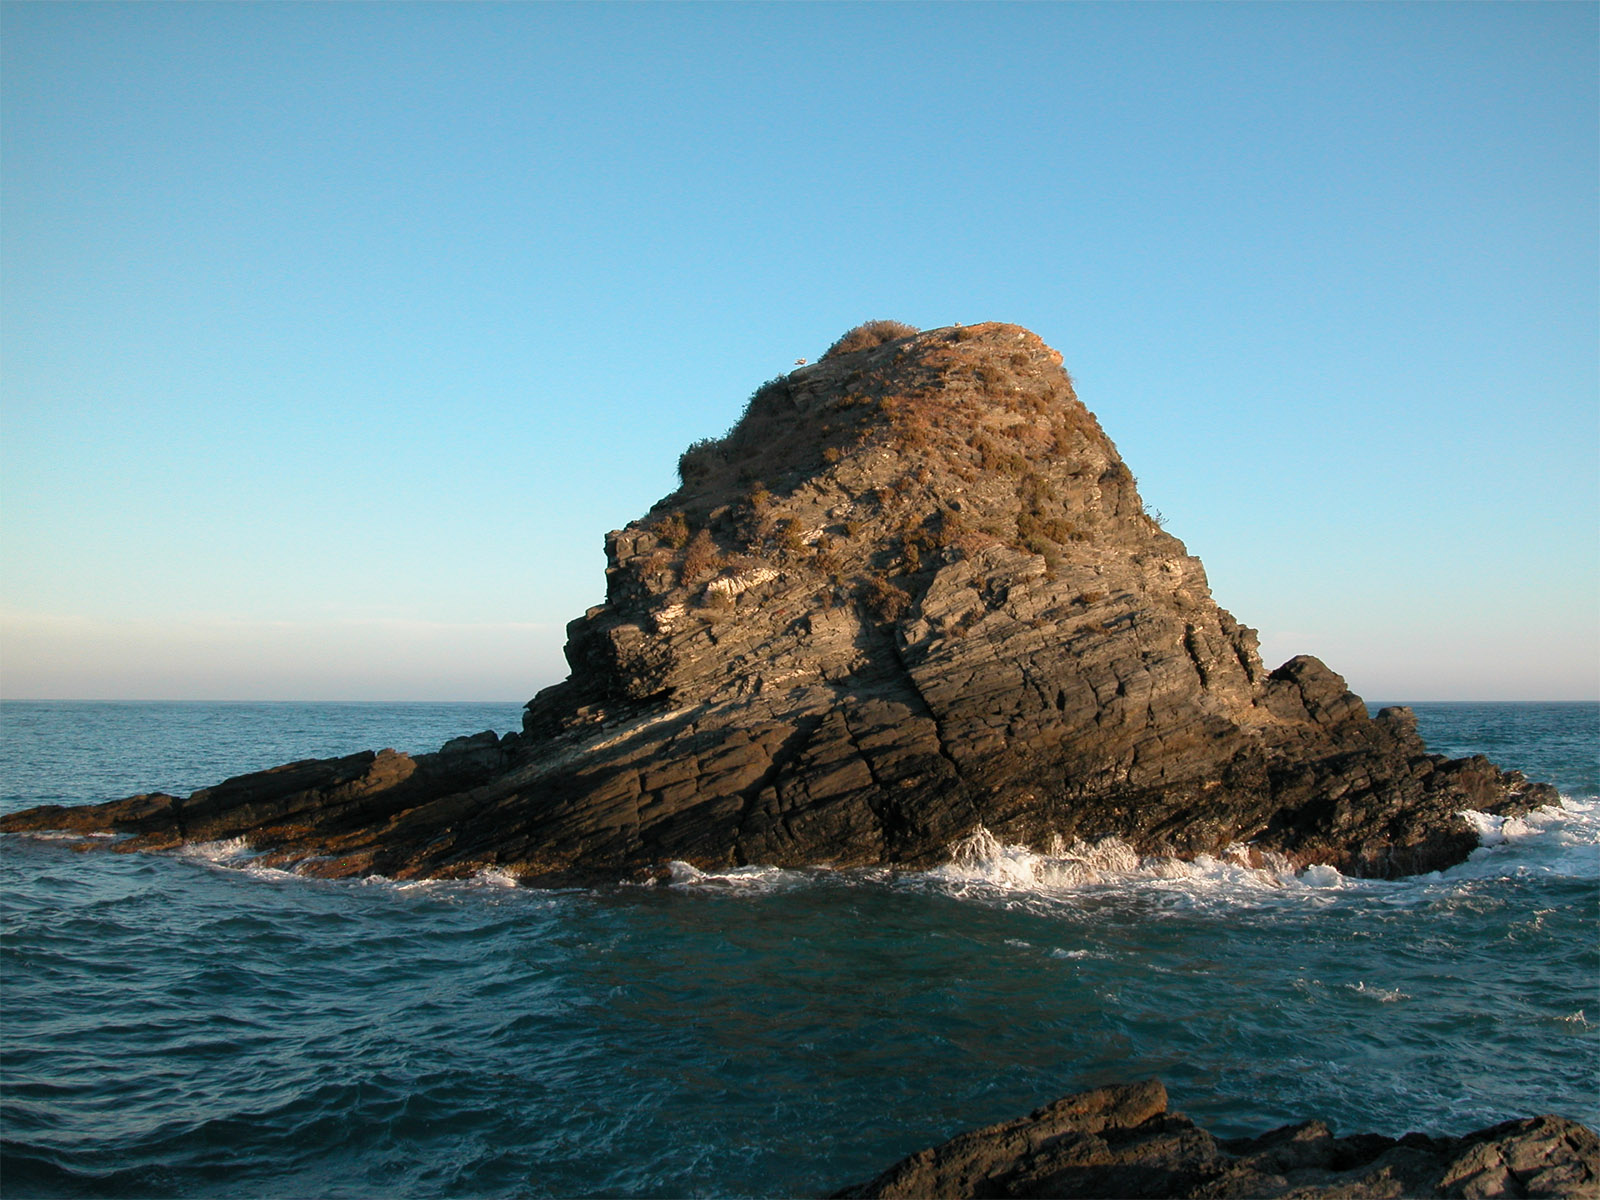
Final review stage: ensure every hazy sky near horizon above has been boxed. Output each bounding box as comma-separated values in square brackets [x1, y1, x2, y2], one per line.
[3, 2, 1596, 702]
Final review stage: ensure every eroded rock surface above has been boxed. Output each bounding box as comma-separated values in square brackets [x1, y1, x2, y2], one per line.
[832, 1080, 1600, 1199]
[0, 322, 1558, 883]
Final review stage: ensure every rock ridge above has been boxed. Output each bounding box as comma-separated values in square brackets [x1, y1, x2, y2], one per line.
[0, 322, 1559, 883]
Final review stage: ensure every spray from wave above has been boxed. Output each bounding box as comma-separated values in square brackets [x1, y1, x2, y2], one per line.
[927, 825, 1323, 895]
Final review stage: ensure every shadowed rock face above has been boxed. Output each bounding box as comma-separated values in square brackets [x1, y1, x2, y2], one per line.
[831, 1079, 1600, 1199]
[0, 323, 1558, 883]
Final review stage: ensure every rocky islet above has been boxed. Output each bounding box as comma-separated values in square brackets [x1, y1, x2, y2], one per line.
[0, 321, 1559, 884]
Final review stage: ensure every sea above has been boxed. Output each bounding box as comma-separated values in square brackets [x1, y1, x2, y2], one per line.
[1, 700, 1596, 1199]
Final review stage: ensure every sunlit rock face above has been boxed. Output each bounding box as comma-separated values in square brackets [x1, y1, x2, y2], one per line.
[0, 322, 1557, 884]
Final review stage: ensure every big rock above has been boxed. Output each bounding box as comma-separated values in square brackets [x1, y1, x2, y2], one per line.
[0, 322, 1558, 883]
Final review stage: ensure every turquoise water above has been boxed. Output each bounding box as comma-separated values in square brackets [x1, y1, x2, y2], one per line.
[1, 701, 1596, 1198]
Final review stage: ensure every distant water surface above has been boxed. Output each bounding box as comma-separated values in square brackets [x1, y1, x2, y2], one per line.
[1, 700, 1595, 1198]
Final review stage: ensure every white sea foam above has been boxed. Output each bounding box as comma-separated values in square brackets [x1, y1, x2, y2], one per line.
[472, 867, 523, 889]
[175, 838, 320, 884]
[1297, 863, 1346, 889]
[1347, 980, 1411, 1003]
[1469, 795, 1599, 847]
[913, 797, 1600, 909]
[920, 824, 1340, 903]
[380, 875, 437, 892]
[932, 826, 1140, 889]
[666, 861, 809, 892]
[370, 867, 526, 899]
[181, 837, 257, 865]
[1448, 797, 1600, 881]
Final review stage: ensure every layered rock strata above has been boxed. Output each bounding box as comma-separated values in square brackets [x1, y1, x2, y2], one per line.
[832, 1079, 1599, 1199]
[0, 323, 1558, 883]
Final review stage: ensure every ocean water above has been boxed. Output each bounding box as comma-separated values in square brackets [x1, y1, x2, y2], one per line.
[1, 700, 1595, 1199]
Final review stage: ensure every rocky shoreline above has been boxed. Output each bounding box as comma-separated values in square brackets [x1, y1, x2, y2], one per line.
[0, 322, 1559, 883]
[833, 1080, 1600, 1199]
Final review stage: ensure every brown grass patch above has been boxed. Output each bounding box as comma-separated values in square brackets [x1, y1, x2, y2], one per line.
[822, 320, 920, 360]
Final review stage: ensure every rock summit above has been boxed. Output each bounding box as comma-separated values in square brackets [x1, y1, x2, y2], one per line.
[0, 321, 1557, 883]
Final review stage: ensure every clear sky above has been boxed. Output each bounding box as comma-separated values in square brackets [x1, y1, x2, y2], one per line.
[2, 1, 1595, 702]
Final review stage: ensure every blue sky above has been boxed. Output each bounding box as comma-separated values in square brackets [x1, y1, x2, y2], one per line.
[2, 1, 1595, 701]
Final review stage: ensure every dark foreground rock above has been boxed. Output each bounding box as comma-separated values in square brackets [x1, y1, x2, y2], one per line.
[833, 1080, 1600, 1199]
[0, 322, 1559, 883]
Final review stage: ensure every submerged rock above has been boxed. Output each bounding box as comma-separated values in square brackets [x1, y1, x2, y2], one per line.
[831, 1079, 1600, 1199]
[0, 322, 1559, 883]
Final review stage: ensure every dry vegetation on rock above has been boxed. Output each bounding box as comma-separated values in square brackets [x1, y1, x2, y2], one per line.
[821, 319, 921, 360]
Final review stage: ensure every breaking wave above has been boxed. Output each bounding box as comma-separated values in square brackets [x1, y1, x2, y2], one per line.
[904, 796, 1597, 910]
[1452, 796, 1599, 879]
[921, 825, 1334, 905]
